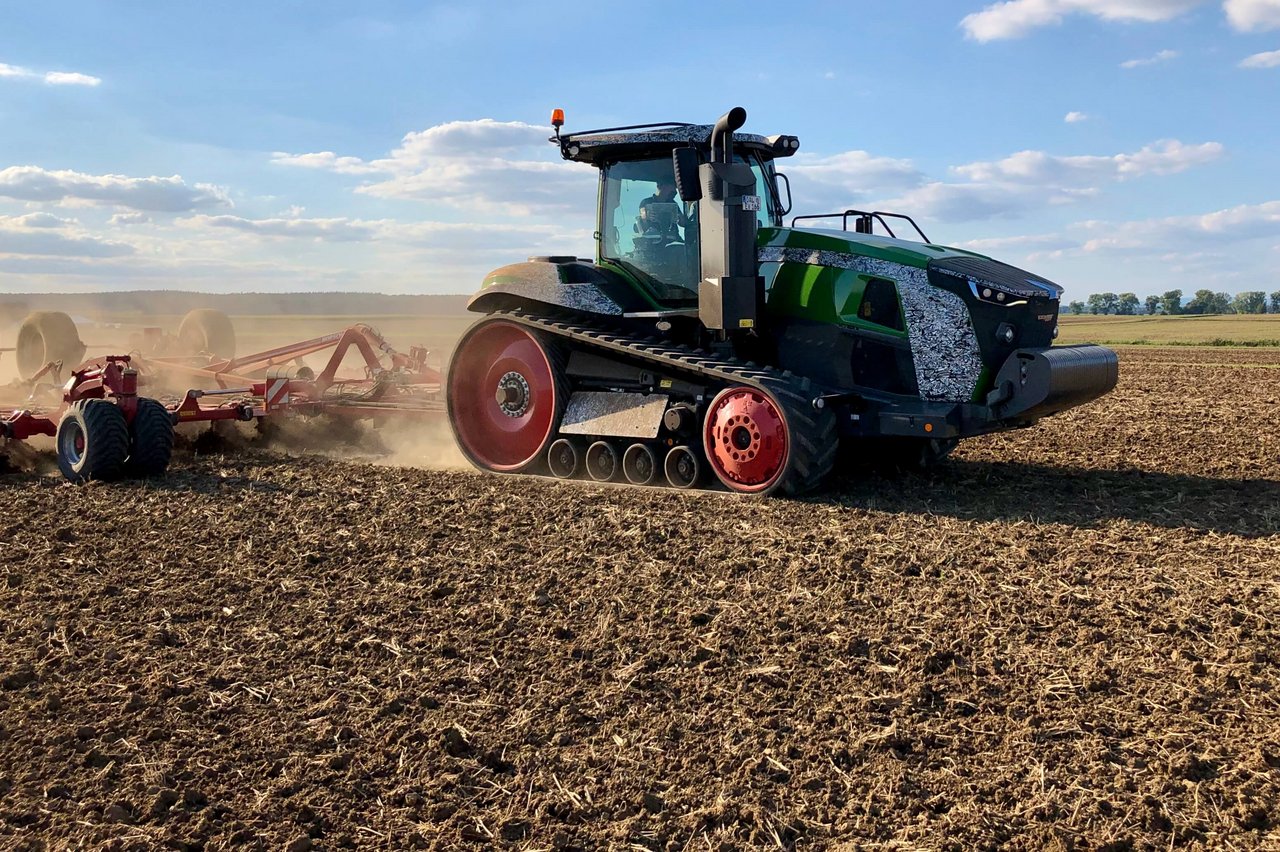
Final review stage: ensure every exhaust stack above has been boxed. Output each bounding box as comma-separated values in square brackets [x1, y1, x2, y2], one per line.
[696, 107, 764, 334]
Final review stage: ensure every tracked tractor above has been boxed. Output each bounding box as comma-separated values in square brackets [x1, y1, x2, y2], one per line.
[446, 107, 1118, 495]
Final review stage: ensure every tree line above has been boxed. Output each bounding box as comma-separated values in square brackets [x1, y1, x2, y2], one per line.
[1066, 290, 1280, 316]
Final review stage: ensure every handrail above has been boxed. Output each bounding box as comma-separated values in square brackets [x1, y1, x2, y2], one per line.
[791, 209, 930, 243]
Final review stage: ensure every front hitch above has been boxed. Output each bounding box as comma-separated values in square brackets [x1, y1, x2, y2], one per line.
[986, 344, 1119, 422]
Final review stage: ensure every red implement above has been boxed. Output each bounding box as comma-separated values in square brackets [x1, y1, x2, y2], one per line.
[1, 324, 445, 481]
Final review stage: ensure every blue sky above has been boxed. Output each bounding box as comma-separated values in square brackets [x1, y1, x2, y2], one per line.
[1, 0, 1278, 299]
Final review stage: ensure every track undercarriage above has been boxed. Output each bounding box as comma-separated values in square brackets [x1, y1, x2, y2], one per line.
[448, 310, 850, 495]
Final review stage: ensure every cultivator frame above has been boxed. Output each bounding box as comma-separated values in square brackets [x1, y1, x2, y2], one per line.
[1, 320, 444, 481]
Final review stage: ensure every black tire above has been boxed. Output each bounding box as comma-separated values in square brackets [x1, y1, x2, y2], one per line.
[16, 311, 86, 379]
[56, 399, 130, 483]
[126, 398, 175, 478]
[175, 309, 236, 360]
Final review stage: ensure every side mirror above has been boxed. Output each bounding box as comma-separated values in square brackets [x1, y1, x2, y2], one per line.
[673, 147, 702, 202]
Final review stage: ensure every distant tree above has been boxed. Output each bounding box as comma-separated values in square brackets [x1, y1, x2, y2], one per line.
[1217, 292, 1235, 314]
[1161, 290, 1183, 316]
[1271, 291, 1280, 314]
[1232, 291, 1267, 315]
[1144, 295, 1161, 315]
[1086, 294, 1105, 315]
[1117, 293, 1140, 315]
[1185, 289, 1216, 314]
[1068, 300, 1085, 315]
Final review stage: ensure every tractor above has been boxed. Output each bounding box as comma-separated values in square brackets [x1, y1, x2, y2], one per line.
[444, 106, 1118, 495]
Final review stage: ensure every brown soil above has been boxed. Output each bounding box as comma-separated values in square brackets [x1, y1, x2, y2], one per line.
[1, 347, 1278, 850]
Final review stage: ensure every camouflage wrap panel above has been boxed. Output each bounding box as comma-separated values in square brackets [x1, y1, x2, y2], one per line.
[476, 262, 623, 316]
[759, 247, 984, 403]
[571, 125, 771, 151]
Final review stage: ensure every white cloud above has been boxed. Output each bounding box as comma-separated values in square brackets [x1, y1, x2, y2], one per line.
[1079, 199, 1280, 252]
[271, 118, 595, 216]
[963, 200, 1280, 262]
[862, 139, 1221, 222]
[881, 182, 1088, 222]
[956, 233, 1078, 253]
[0, 220, 134, 258]
[0, 166, 231, 212]
[783, 151, 924, 213]
[788, 151, 923, 194]
[1064, 111, 1090, 123]
[109, 212, 151, 226]
[43, 71, 101, 87]
[178, 213, 585, 254]
[269, 151, 381, 175]
[1120, 48, 1179, 67]
[6, 212, 77, 228]
[953, 139, 1222, 185]
[961, 0, 1204, 41]
[184, 215, 378, 242]
[374, 119, 548, 162]
[0, 61, 101, 86]
[1240, 48, 1280, 66]
[0, 255, 357, 290]
[1225, 0, 1280, 30]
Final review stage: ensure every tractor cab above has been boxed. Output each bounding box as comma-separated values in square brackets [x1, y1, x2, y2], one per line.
[554, 115, 801, 314]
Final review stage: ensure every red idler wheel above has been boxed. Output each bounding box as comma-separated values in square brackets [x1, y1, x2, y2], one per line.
[702, 386, 790, 494]
[447, 319, 562, 472]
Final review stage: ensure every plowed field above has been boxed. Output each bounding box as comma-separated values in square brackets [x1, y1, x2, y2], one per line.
[2, 347, 1278, 850]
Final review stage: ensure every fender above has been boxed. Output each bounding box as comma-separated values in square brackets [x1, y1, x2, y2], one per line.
[469, 258, 652, 316]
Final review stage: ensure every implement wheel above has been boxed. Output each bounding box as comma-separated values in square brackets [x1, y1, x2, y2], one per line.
[447, 319, 564, 473]
[126, 398, 175, 478]
[16, 312, 86, 379]
[702, 386, 790, 494]
[56, 399, 130, 483]
[176, 309, 236, 360]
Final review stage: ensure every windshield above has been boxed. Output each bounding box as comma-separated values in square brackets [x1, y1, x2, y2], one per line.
[598, 154, 777, 301]
[600, 158, 699, 300]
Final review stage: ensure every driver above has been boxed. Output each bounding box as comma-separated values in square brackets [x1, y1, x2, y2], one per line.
[636, 177, 689, 240]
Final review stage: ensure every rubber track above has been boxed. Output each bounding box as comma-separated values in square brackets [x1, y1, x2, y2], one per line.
[491, 310, 839, 495]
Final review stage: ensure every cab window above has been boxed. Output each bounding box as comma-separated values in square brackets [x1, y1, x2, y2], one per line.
[600, 158, 698, 299]
[747, 157, 779, 229]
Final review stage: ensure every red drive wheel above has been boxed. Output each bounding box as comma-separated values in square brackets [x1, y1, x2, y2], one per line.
[702, 386, 790, 494]
[447, 319, 562, 473]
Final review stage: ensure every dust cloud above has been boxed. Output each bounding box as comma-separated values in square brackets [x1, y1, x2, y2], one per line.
[2, 296, 474, 475]
[177, 413, 467, 472]
[368, 417, 468, 471]
[0, 303, 21, 385]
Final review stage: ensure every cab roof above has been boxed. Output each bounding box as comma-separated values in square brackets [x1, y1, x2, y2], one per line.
[555, 123, 800, 166]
